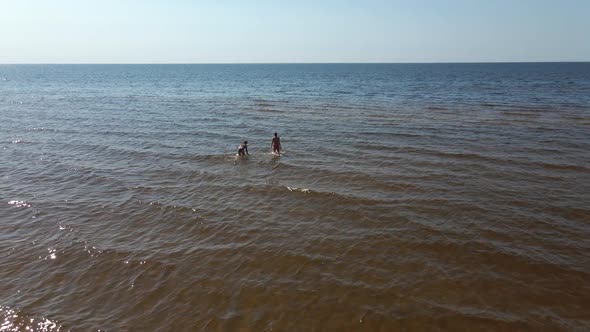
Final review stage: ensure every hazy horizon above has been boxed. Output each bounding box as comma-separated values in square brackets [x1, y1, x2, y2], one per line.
[1, 0, 589, 63]
[2, 61, 590, 65]
[0, 61, 590, 65]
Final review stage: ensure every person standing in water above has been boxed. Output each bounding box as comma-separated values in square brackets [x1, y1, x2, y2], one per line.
[271, 133, 282, 155]
[237, 141, 249, 156]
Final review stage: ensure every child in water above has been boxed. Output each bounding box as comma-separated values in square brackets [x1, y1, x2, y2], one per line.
[237, 141, 249, 156]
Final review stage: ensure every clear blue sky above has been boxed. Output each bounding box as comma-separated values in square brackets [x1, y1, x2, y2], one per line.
[1, 0, 588, 63]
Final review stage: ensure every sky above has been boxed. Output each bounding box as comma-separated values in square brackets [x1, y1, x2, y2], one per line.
[0, 0, 589, 63]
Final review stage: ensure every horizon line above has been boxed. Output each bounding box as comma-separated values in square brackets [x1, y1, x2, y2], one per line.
[1, 61, 589, 65]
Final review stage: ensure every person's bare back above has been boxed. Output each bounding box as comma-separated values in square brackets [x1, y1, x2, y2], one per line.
[271, 132, 281, 155]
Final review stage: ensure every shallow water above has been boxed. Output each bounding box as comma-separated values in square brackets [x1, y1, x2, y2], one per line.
[1, 63, 589, 331]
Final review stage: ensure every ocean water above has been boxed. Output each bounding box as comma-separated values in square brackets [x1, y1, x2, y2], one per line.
[0, 63, 589, 331]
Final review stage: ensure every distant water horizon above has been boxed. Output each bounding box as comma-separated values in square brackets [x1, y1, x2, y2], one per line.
[2, 61, 589, 65]
[1, 63, 589, 331]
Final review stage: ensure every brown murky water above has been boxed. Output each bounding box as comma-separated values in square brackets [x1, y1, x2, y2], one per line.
[1, 64, 589, 331]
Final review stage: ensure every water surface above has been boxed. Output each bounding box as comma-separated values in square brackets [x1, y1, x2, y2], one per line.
[1, 63, 589, 331]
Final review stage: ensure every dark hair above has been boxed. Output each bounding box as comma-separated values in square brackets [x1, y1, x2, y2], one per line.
[274, 133, 278, 136]
[244, 141, 248, 144]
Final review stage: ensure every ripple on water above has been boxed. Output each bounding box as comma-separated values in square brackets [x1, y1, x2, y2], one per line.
[1, 63, 589, 331]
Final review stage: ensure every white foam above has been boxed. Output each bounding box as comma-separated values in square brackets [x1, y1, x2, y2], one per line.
[287, 186, 311, 193]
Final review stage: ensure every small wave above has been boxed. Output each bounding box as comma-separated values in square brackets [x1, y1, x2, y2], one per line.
[252, 98, 289, 104]
[540, 162, 589, 172]
[393, 147, 500, 164]
[275, 162, 415, 195]
[332, 90, 353, 95]
[190, 153, 237, 163]
[276, 185, 390, 206]
[8, 200, 31, 208]
[11, 140, 24, 144]
[433, 151, 495, 162]
[425, 106, 448, 111]
[252, 98, 275, 107]
[257, 108, 285, 113]
[286, 186, 312, 194]
[499, 111, 540, 118]
[357, 132, 424, 139]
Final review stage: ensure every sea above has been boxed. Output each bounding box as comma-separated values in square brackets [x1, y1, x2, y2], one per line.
[1, 63, 589, 331]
